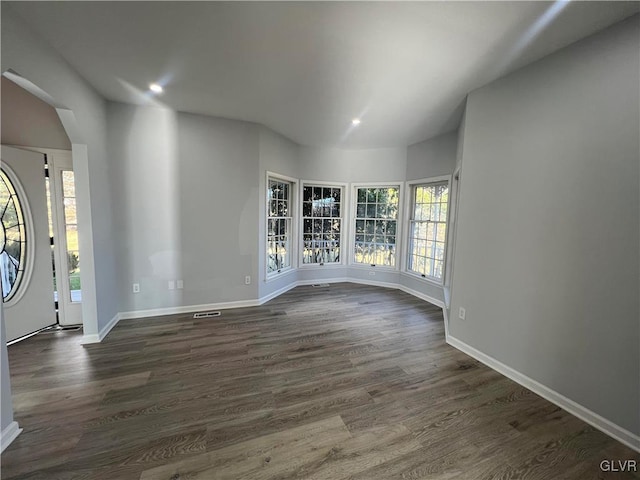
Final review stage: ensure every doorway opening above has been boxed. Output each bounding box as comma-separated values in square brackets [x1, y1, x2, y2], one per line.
[1, 74, 84, 342]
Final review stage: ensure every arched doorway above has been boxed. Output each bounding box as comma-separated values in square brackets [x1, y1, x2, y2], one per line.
[1, 70, 99, 340]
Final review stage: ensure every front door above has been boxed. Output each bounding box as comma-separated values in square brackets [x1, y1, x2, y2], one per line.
[1, 145, 56, 341]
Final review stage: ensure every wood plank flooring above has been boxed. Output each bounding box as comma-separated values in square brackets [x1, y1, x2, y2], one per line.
[1, 283, 638, 479]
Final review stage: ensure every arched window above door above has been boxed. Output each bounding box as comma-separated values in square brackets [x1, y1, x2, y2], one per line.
[0, 168, 27, 302]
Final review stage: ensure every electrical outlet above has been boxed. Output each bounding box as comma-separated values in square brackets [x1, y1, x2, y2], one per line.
[168, 280, 175, 290]
[245, 275, 251, 285]
[132, 283, 140, 293]
[459, 307, 466, 320]
[177, 279, 184, 289]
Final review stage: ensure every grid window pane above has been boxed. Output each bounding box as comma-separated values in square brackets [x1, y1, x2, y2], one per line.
[302, 184, 343, 264]
[303, 186, 313, 202]
[58, 170, 82, 302]
[331, 203, 340, 217]
[408, 182, 449, 281]
[267, 178, 293, 273]
[353, 186, 399, 266]
[0, 169, 27, 302]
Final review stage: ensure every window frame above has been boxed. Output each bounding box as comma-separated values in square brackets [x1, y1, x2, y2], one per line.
[299, 180, 347, 268]
[403, 175, 451, 285]
[0, 164, 35, 306]
[265, 172, 298, 280]
[349, 182, 403, 271]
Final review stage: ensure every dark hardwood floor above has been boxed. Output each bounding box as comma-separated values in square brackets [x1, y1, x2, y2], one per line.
[1, 283, 637, 479]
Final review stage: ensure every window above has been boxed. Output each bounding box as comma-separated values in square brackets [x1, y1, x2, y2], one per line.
[354, 186, 399, 267]
[407, 181, 449, 281]
[62, 171, 82, 302]
[267, 177, 293, 274]
[302, 184, 342, 264]
[0, 169, 27, 302]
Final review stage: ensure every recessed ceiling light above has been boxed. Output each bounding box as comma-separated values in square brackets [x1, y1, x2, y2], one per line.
[351, 118, 361, 126]
[149, 83, 163, 93]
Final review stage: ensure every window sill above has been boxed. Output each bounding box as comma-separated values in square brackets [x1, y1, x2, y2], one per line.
[401, 270, 444, 287]
[265, 267, 296, 283]
[349, 263, 399, 273]
[299, 263, 345, 269]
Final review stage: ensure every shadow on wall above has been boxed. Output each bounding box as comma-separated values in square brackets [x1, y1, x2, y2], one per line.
[114, 104, 184, 312]
[110, 102, 262, 313]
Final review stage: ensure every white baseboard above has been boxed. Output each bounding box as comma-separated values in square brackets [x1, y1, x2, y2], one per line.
[81, 312, 120, 344]
[80, 333, 100, 344]
[442, 303, 450, 338]
[1, 421, 22, 453]
[397, 284, 445, 309]
[346, 277, 445, 309]
[86, 299, 264, 343]
[119, 298, 260, 321]
[347, 277, 401, 290]
[295, 277, 349, 287]
[446, 334, 640, 453]
[258, 282, 301, 305]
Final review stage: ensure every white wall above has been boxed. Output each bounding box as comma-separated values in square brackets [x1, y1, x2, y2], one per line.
[0, 307, 14, 433]
[108, 103, 261, 313]
[450, 15, 639, 436]
[2, 5, 118, 335]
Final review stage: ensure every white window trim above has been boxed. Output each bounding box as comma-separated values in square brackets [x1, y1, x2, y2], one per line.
[265, 171, 298, 281]
[299, 179, 348, 269]
[402, 175, 451, 285]
[349, 181, 404, 271]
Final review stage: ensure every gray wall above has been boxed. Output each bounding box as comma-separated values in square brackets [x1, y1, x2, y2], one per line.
[108, 103, 261, 312]
[450, 16, 639, 434]
[406, 131, 457, 181]
[106, 104, 458, 310]
[258, 126, 301, 299]
[257, 141, 456, 301]
[444, 105, 467, 312]
[2, 5, 118, 334]
[1, 76, 71, 149]
[402, 131, 458, 303]
[300, 146, 406, 184]
[299, 146, 407, 287]
[178, 113, 260, 306]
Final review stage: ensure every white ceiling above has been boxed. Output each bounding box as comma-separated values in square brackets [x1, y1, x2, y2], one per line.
[6, 1, 639, 148]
